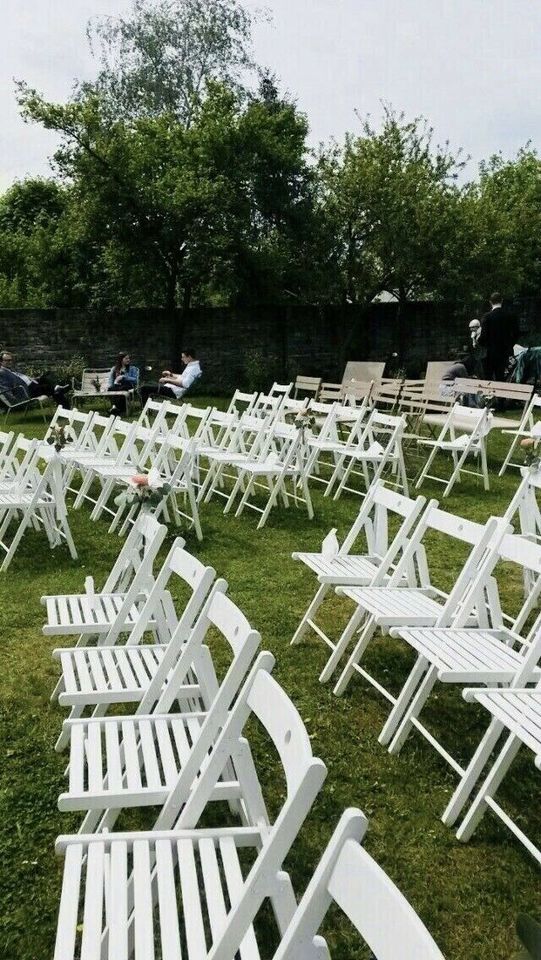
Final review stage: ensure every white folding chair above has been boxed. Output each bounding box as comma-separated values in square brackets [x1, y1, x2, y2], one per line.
[198, 411, 274, 506]
[225, 388, 258, 417]
[415, 403, 491, 497]
[291, 482, 426, 650]
[52, 656, 327, 960]
[326, 409, 409, 500]
[52, 540, 216, 749]
[499, 394, 541, 476]
[274, 808, 445, 960]
[0, 444, 77, 571]
[58, 583, 261, 834]
[442, 624, 541, 864]
[377, 532, 541, 770]
[226, 420, 314, 529]
[269, 380, 293, 398]
[42, 512, 167, 644]
[323, 510, 507, 696]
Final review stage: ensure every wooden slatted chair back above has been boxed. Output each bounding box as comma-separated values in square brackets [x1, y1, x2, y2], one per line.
[342, 361, 385, 385]
[274, 808, 445, 960]
[294, 375, 322, 399]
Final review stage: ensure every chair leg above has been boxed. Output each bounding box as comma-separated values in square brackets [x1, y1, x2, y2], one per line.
[386, 661, 436, 754]
[331, 616, 378, 694]
[291, 582, 331, 645]
[456, 733, 522, 842]
[318, 606, 371, 684]
[442, 715, 507, 826]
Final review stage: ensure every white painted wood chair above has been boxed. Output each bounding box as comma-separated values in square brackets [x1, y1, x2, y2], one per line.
[269, 380, 293, 397]
[378, 531, 541, 771]
[113, 435, 202, 540]
[274, 807, 445, 960]
[304, 401, 370, 490]
[499, 393, 541, 476]
[88, 424, 164, 523]
[225, 388, 258, 417]
[442, 624, 541, 864]
[52, 655, 327, 960]
[414, 403, 491, 497]
[225, 420, 314, 529]
[71, 418, 142, 510]
[326, 409, 409, 500]
[52, 540, 216, 749]
[291, 482, 426, 651]
[42, 512, 167, 644]
[197, 411, 272, 506]
[293, 375, 322, 400]
[0, 443, 77, 570]
[58, 583, 261, 834]
[322, 510, 506, 696]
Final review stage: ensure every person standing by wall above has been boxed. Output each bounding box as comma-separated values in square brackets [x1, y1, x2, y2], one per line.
[479, 292, 519, 381]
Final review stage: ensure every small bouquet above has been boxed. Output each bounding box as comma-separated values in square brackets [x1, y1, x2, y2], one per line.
[91, 376, 102, 393]
[294, 408, 316, 436]
[46, 424, 72, 453]
[114, 468, 172, 512]
[521, 437, 541, 473]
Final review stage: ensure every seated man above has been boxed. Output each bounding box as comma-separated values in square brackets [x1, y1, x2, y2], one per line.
[140, 348, 202, 403]
[0, 350, 70, 408]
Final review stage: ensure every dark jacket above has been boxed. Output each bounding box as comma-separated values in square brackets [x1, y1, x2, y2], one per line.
[479, 306, 519, 359]
[0, 366, 30, 399]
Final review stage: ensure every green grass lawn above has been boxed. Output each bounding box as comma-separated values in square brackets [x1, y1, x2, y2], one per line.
[1, 399, 540, 959]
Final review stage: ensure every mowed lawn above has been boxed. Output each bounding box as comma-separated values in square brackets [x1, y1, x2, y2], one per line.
[1, 398, 540, 960]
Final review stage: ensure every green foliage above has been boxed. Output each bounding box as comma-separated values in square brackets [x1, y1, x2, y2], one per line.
[83, 0, 260, 124]
[243, 347, 280, 392]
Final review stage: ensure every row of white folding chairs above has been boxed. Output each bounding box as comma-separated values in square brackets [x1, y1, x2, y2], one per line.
[44, 517, 445, 958]
[291, 477, 541, 864]
[0, 432, 77, 570]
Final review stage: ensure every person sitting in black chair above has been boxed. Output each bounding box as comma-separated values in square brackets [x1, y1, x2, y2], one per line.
[0, 350, 70, 408]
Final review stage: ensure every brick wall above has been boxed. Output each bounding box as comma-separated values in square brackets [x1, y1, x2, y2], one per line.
[0, 299, 538, 390]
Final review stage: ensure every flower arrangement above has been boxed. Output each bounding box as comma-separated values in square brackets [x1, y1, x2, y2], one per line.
[520, 437, 541, 472]
[294, 408, 316, 435]
[91, 376, 102, 393]
[114, 468, 172, 512]
[46, 424, 73, 453]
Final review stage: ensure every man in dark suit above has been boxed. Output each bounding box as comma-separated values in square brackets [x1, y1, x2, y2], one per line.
[479, 292, 519, 381]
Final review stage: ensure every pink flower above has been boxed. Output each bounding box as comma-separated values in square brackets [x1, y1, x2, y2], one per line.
[131, 474, 149, 487]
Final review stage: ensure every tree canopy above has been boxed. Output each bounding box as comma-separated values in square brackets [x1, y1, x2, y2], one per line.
[2, 0, 540, 313]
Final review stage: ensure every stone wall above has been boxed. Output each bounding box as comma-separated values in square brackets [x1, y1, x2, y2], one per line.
[0, 299, 539, 391]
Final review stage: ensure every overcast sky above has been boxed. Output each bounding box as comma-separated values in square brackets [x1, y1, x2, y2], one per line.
[1, 0, 540, 190]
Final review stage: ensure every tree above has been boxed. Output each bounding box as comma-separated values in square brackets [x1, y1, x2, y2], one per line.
[82, 0, 260, 125]
[466, 147, 541, 300]
[15, 77, 318, 312]
[319, 108, 470, 305]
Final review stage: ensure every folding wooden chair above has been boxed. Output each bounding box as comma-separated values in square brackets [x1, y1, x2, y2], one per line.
[226, 420, 314, 529]
[414, 403, 491, 497]
[42, 512, 167, 643]
[320, 509, 506, 695]
[378, 532, 541, 772]
[326, 409, 409, 500]
[274, 808, 445, 960]
[52, 656, 327, 960]
[499, 393, 541, 476]
[52, 540, 216, 749]
[0, 444, 77, 571]
[293, 375, 322, 400]
[443, 624, 541, 864]
[291, 482, 426, 650]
